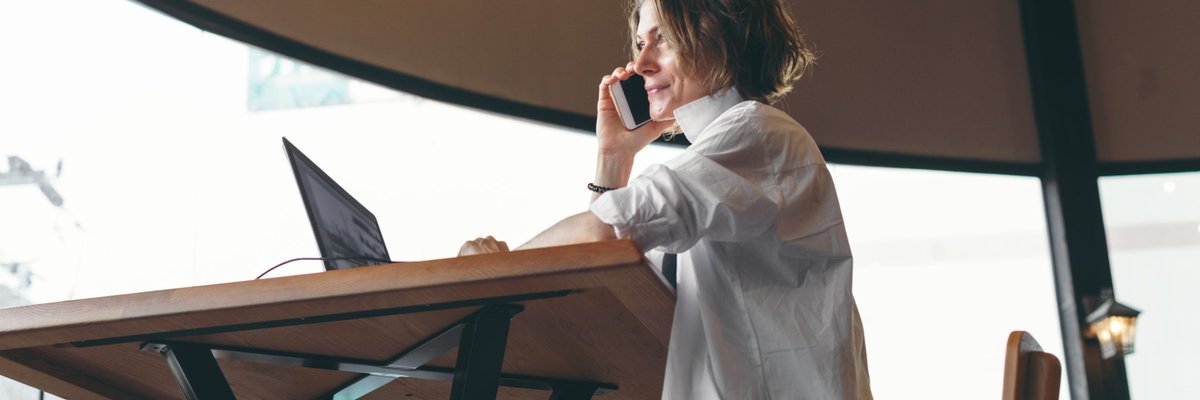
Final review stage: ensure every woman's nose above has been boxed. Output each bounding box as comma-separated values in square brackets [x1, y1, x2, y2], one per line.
[633, 49, 658, 75]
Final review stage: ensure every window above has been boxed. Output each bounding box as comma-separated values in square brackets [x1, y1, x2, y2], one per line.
[0, 0, 683, 304]
[831, 165, 1063, 399]
[1099, 171, 1200, 398]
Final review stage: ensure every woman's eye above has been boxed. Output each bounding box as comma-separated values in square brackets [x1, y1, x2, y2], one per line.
[636, 41, 646, 51]
[655, 34, 670, 48]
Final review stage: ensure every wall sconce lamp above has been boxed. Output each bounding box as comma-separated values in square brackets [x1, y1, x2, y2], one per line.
[1085, 289, 1141, 359]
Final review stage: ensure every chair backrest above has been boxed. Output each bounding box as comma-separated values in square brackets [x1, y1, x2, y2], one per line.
[1002, 331, 1062, 400]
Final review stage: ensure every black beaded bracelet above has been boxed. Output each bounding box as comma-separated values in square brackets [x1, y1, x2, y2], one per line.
[587, 183, 618, 193]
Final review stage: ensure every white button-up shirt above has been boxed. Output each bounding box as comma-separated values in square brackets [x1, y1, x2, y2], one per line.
[590, 88, 872, 399]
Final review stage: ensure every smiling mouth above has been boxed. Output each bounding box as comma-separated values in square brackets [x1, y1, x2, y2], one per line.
[645, 85, 669, 95]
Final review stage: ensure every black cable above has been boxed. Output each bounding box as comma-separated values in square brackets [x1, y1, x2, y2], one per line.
[255, 256, 395, 280]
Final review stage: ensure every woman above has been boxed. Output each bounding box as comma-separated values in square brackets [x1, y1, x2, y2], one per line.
[461, 0, 872, 398]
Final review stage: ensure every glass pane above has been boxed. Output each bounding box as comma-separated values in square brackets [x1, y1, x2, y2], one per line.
[830, 165, 1064, 400]
[0, 0, 687, 305]
[1099, 171, 1200, 398]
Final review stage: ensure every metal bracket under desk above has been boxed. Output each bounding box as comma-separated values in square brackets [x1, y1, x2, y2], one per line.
[142, 341, 236, 400]
[141, 304, 617, 400]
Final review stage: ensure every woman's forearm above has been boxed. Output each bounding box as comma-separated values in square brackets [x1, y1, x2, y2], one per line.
[592, 151, 637, 202]
[517, 211, 617, 250]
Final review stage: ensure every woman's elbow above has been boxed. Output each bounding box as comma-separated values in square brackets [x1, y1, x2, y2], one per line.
[581, 211, 619, 242]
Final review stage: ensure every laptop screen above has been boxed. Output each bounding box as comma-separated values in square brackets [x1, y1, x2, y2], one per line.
[284, 138, 390, 270]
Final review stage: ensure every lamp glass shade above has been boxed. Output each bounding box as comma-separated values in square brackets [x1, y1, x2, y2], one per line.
[1092, 315, 1138, 359]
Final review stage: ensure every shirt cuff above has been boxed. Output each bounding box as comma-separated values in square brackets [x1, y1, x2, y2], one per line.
[589, 189, 649, 249]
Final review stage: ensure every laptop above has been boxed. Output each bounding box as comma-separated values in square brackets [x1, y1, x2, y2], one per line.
[283, 137, 391, 270]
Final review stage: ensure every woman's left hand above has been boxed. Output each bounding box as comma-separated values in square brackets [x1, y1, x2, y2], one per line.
[458, 236, 511, 256]
[595, 62, 675, 157]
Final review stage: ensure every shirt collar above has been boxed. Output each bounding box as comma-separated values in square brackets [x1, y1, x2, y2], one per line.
[673, 87, 746, 142]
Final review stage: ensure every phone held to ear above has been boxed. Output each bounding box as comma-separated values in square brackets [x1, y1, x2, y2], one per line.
[609, 73, 652, 130]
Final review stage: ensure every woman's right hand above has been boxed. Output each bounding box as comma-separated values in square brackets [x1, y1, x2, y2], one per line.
[458, 236, 510, 257]
[596, 63, 674, 157]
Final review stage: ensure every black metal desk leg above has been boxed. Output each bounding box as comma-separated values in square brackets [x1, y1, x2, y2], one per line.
[548, 383, 603, 400]
[143, 342, 236, 400]
[449, 304, 523, 400]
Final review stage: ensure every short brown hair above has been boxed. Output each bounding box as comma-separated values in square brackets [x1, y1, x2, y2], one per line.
[628, 0, 816, 104]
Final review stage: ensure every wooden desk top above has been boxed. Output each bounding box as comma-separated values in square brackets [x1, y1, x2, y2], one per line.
[0, 239, 675, 399]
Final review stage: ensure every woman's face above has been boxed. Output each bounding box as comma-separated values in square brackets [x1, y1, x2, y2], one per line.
[634, 1, 710, 121]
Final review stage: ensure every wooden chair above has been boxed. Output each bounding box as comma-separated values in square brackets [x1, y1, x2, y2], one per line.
[1002, 331, 1062, 400]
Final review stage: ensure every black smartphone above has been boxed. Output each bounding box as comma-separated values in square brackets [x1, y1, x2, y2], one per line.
[608, 73, 652, 130]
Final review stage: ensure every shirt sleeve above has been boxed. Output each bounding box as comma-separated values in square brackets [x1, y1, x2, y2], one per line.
[589, 150, 780, 253]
